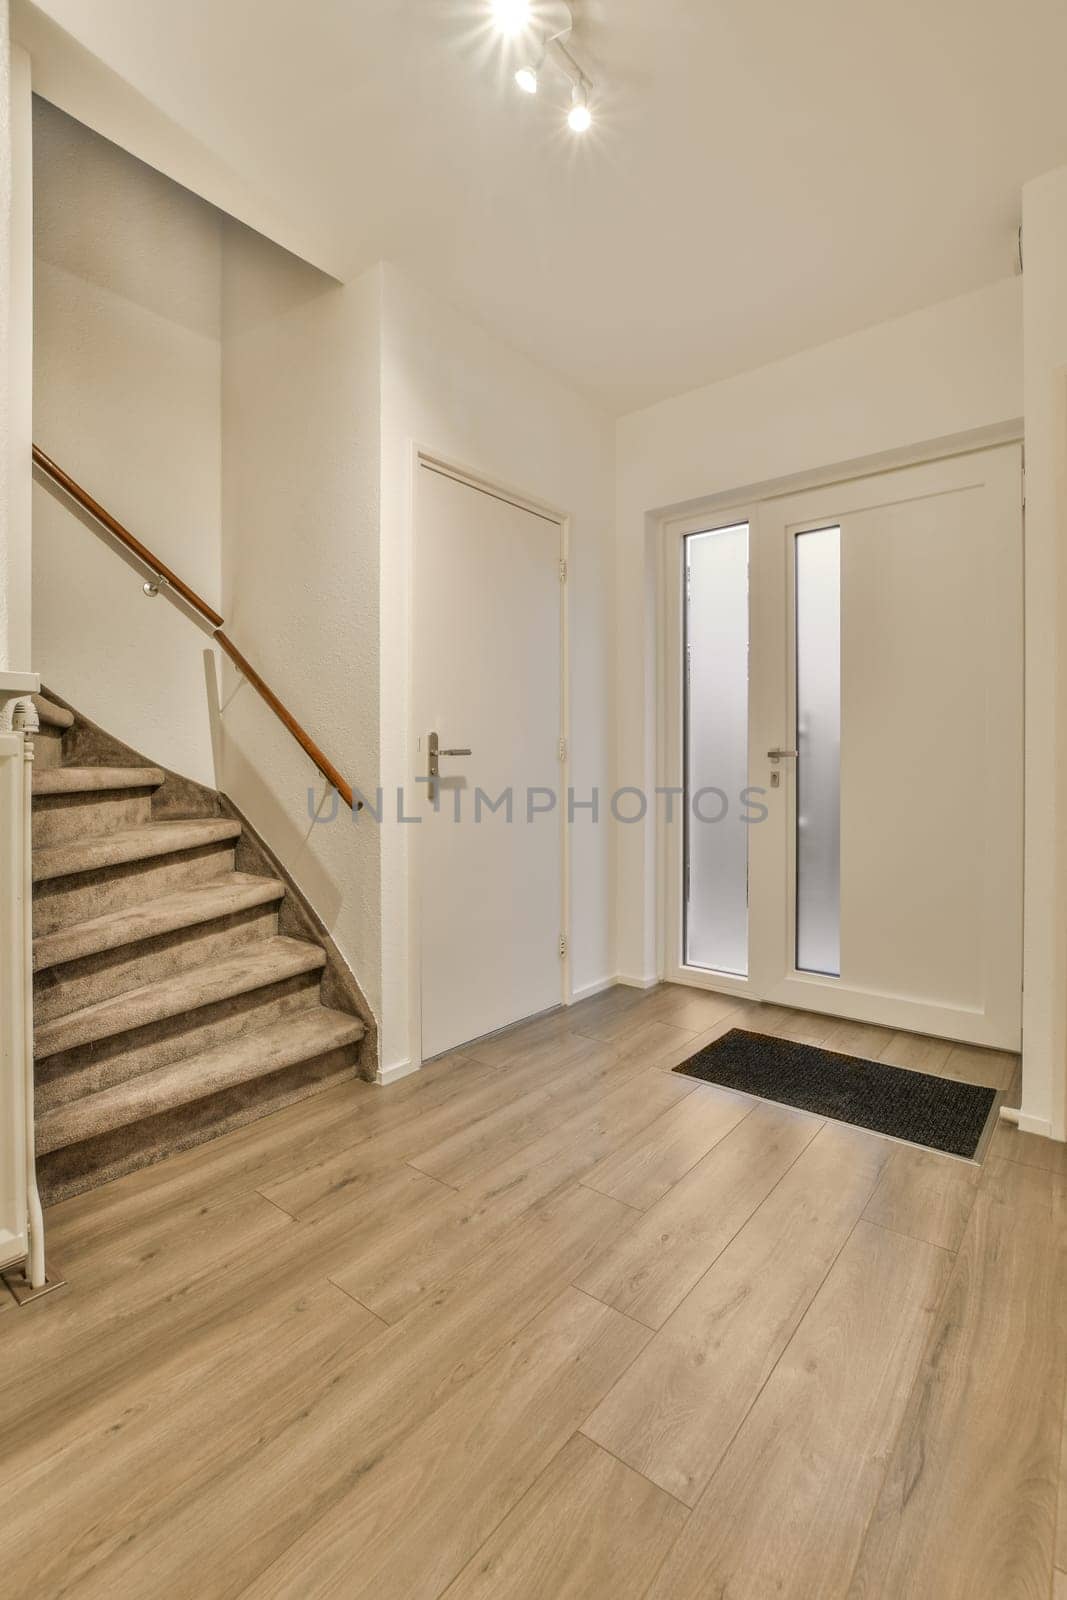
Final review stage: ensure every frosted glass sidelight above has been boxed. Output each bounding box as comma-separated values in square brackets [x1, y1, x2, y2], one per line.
[795, 527, 841, 976]
[684, 523, 749, 976]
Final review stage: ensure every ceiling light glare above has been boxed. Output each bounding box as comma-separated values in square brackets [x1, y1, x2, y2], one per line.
[491, 0, 532, 36]
[568, 84, 592, 132]
[515, 65, 539, 93]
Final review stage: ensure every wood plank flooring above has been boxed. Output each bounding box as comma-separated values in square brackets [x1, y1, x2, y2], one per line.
[1, 982, 1061, 1600]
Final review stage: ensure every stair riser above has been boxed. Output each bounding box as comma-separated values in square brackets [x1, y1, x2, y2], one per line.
[33, 728, 64, 771]
[36, 974, 325, 1109]
[32, 903, 281, 1025]
[32, 789, 154, 850]
[33, 844, 238, 935]
[36, 1041, 362, 1205]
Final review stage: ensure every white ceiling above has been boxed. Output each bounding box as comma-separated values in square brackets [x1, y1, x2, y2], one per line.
[28, 0, 1067, 413]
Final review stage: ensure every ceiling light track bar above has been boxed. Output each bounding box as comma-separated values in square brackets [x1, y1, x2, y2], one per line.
[495, 0, 597, 131]
[548, 32, 590, 92]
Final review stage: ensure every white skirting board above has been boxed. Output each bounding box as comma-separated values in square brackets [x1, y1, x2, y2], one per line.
[570, 974, 661, 1005]
[999, 1105, 1055, 1139]
[568, 974, 621, 1004]
[376, 1057, 423, 1087]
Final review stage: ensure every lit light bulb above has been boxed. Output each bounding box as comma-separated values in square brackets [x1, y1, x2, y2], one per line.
[515, 66, 539, 93]
[491, 0, 531, 35]
[568, 84, 592, 132]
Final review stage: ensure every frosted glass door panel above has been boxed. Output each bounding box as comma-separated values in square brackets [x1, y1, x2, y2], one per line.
[795, 527, 841, 976]
[684, 524, 749, 976]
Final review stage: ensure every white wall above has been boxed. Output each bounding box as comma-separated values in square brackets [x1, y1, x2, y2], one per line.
[11, 0, 341, 281]
[6, 40, 31, 673]
[219, 232, 382, 1015]
[32, 97, 222, 780]
[615, 277, 1024, 984]
[0, 5, 32, 674]
[0, 2, 12, 669]
[1020, 166, 1067, 1139]
[379, 265, 616, 1075]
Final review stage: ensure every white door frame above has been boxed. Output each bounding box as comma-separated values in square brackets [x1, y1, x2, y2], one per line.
[657, 436, 1025, 1045]
[408, 448, 571, 1070]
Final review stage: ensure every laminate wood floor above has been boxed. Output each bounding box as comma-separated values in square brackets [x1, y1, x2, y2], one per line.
[2, 983, 1061, 1600]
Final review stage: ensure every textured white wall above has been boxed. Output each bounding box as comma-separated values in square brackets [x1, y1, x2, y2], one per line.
[379, 264, 616, 1075]
[220, 233, 382, 1015]
[6, 40, 31, 674]
[0, 3, 10, 668]
[13, 0, 340, 281]
[614, 276, 1025, 984]
[32, 97, 223, 779]
[0, 4, 29, 673]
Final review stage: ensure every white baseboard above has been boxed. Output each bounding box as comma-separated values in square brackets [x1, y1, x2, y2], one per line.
[569, 973, 661, 1004]
[376, 1057, 421, 1087]
[568, 975, 619, 1004]
[1016, 1110, 1055, 1139]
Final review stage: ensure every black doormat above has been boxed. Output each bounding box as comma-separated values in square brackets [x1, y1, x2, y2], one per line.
[673, 1029, 996, 1159]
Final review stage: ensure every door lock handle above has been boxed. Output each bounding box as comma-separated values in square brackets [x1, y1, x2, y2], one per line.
[767, 748, 799, 762]
[427, 732, 473, 802]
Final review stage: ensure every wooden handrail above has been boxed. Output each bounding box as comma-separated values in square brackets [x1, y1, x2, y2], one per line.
[33, 445, 224, 628]
[32, 444, 360, 810]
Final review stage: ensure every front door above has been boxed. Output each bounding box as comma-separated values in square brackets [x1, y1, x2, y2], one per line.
[669, 444, 1023, 1048]
[414, 461, 564, 1060]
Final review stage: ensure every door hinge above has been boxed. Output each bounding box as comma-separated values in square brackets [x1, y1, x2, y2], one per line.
[559, 933, 568, 960]
[559, 558, 568, 583]
[558, 736, 568, 762]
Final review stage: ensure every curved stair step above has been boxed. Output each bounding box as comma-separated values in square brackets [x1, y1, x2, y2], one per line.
[33, 818, 241, 882]
[36, 1007, 365, 1155]
[33, 765, 165, 795]
[32, 694, 74, 730]
[34, 935, 326, 1060]
[33, 873, 286, 972]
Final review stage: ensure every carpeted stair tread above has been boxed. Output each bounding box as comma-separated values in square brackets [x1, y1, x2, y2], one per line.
[29, 693, 368, 1198]
[34, 935, 326, 1059]
[35, 1006, 365, 1154]
[33, 764, 166, 795]
[33, 873, 286, 972]
[33, 818, 242, 882]
[32, 694, 75, 730]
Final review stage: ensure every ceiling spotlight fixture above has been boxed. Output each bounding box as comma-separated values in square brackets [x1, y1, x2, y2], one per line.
[488, 1, 598, 139]
[514, 39, 546, 94]
[491, 0, 531, 36]
[567, 82, 592, 132]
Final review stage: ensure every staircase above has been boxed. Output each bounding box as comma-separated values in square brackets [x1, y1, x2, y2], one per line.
[30, 693, 369, 1205]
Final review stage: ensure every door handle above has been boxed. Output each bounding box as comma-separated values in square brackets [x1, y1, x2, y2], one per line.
[427, 732, 473, 802]
[767, 748, 799, 762]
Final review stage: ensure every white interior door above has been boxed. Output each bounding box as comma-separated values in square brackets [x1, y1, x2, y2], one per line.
[670, 444, 1024, 1048]
[415, 462, 564, 1060]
